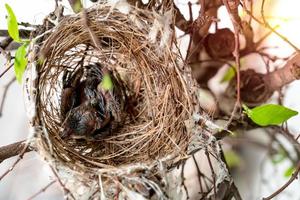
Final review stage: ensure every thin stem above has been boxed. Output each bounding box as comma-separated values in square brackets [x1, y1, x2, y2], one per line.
[263, 161, 300, 200]
[0, 63, 13, 79]
[27, 180, 56, 200]
[261, 0, 299, 52]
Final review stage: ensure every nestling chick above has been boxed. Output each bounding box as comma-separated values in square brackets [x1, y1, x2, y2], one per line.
[60, 63, 115, 139]
[61, 98, 110, 139]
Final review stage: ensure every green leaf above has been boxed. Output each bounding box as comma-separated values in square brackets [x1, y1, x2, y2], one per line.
[221, 66, 236, 83]
[5, 4, 20, 42]
[284, 165, 295, 178]
[100, 74, 113, 91]
[14, 44, 28, 84]
[72, 0, 83, 13]
[243, 104, 298, 126]
[224, 150, 241, 168]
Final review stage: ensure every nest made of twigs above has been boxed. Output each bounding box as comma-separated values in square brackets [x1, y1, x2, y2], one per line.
[28, 4, 193, 172]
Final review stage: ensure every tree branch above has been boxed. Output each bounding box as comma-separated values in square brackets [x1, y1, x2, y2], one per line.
[0, 37, 13, 50]
[263, 160, 300, 200]
[265, 53, 300, 91]
[0, 140, 32, 163]
[27, 180, 56, 200]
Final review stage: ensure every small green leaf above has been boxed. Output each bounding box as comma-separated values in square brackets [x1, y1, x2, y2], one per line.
[100, 74, 113, 91]
[5, 4, 20, 42]
[73, 0, 82, 13]
[221, 66, 236, 83]
[243, 104, 298, 126]
[284, 165, 295, 178]
[224, 150, 241, 168]
[14, 44, 28, 84]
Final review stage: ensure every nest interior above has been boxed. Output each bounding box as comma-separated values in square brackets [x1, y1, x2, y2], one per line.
[34, 5, 193, 170]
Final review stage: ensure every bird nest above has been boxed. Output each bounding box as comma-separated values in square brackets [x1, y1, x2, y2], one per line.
[21, 4, 234, 199]
[25, 4, 194, 172]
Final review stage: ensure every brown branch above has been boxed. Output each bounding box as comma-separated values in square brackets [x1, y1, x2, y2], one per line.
[0, 36, 15, 79]
[0, 140, 32, 181]
[0, 37, 13, 50]
[272, 126, 300, 161]
[222, 53, 300, 109]
[263, 161, 300, 200]
[0, 29, 31, 38]
[0, 63, 13, 79]
[222, 0, 242, 128]
[264, 53, 300, 91]
[218, 146, 243, 200]
[180, 159, 189, 199]
[205, 149, 217, 198]
[27, 180, 56, 200]
[0, 140, 32, 163]
[192, 154, 204, 194]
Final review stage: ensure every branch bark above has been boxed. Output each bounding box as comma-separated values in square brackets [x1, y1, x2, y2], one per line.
[0, 29, 31, 38]
[0, 140, 32, 163]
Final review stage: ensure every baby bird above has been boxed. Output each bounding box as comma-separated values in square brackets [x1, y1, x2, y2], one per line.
[61, 98, 110, 139]
[60, 63, 115, 139]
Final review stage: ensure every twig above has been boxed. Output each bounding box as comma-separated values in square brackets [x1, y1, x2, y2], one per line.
[261, 0, 300, 52]
[192, 154, 204, 194]
[273, 126, 300, 161]
[223, 0, 242, 128]
[181, 159, 189, 199]
[0, 63, 13, 79]
[18, 22, 39, 29]
[27, 180, 56, 200]
[184, 1, 195, 62]
[263, 161, 300, 200]
[0, 77, 16, 116]
[219, 145, 242, 200]
[231, 183, 242, 200]
[205, 149, 216, 198]
[0, 140, 32, 163]
[49, 165, 76, 200]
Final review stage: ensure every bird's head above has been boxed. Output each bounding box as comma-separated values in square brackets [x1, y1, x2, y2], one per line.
[60, 101, 105, 139]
